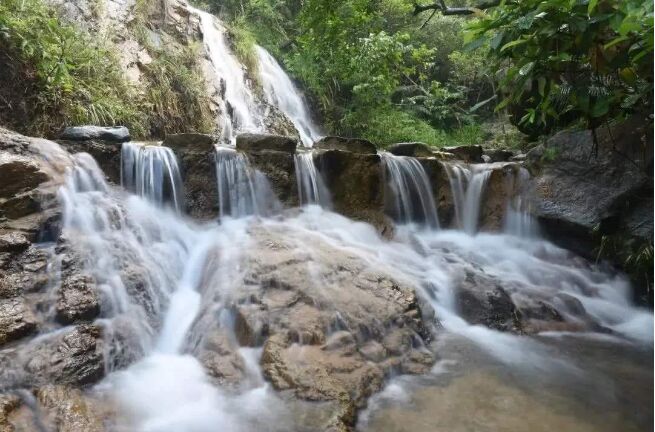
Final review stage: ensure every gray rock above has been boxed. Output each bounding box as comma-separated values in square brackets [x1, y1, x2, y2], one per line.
[60, 126, 130, 143]
[455, 270, 519, 332]
[0, 232, 30, 253]
[163, 133, 216, 150]
[55, 274, 100, 325]
[314, 136, 377, 155]
[387, 142, 434, 157]
[484, 148, 515, 162]
[0, 298, 37, 345]
[236, 133, 298, 154]
[25, 324, 105, 386]
[527, 118, 652, 257]
[443, 145, 483, 163]
[0, 154, 49, 199]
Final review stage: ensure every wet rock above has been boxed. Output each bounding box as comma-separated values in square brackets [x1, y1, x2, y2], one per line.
[236, 133, 298, 154]
[245, 149, 298, 206]
[417, 158, 455, 227]
[484, 148, 515, 162]
[0, 298, 37, 346]
[163, 133, 215, 149]
[443, 145, 483, 163]
[25, 324, 105, 386]
[527, 118, 652, 261]
[0, 232, 30, 253]
[166, 137, 217, 219]
[60, 126, 130, 143]
[35, 385, 107, 432]
[455, 270, 520, 332]
[315, 136, 377, 155]
[56, 139, 122, 184]
[479, 163, 522, 231]
[0, 154, 49, 199]
[196, 330, 246, 386]
[314, 150, 384, 225]
[55, 274, 100, 325]
[387, 142, 434, 157]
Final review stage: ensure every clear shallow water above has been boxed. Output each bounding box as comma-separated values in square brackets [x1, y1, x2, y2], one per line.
[358, 333, 653, 432]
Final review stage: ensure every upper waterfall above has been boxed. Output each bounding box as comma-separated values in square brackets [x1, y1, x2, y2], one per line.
[192, 7, 264, 143]
[256, 46, 322, 147]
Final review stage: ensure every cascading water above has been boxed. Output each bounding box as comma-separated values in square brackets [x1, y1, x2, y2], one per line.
[192, 7, 264, 142]
[294, 151, 331, 207]
[121, 142, 184, 211]
[443, 163, 493, 234]
[381, 152, 439, 228]
[503, 167, 539, 237]
[462, 168, 492, 234]
[256, 46, 322, 147]
[6, 136, 650, 431]
[215, 146, 279, 218]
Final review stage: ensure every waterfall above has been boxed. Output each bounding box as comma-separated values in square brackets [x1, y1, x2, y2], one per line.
[462, 168, 492, 234]
[503, 167, 539, 237]
[215, 146, 278, 218]
[294, 151, 331, 207]
[256, 46, 322, 147]
[121, 142, 184, 211]
[443, 163, 492, 234]
[381, 153, 439, 228]
[192, 7, 264, 142]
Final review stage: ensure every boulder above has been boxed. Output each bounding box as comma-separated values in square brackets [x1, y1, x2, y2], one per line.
[245, 149, 298, 207]
[314, 136, 377, 155]
[24, 324, 105, 387]
[484, 148, 515, 162]
[455, 270, 520, 332]
[0, 298, 37, 345]
[0, 232, 30, 253]
[527, 118, 652, 261]
[60, 126, 130, 143]
[443, 145, 483, 163]
[162, 133, 215, 149]
[236, 133, 298, 154]
[165, 138, 218, 219]
[387, 142, 434, 157]
[0, 154, 49, 199]
[314, 150, 385, 227]
[55, 273, 100, 325]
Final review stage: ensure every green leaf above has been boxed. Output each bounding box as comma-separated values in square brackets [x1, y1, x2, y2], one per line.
[500, 39, 527, 52]
[590, 97, 610, 118]
[588, 0, 599, 14]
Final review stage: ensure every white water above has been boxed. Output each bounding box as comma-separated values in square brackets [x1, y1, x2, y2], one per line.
[121, 142, 184, 211]
[381, 152, 439, 228]
[47, 146, 652, 431]
[193, 7, 264, 142]
[294, 151, 331, 207]
[215, 146, 279, 218]
[256, 45, 322, 147]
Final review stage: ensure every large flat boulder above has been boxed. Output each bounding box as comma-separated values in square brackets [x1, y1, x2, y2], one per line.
[387, 142, 434, 157]
[162, 133, 215, 150]
[314, 136, 377, 155]
[443, 145, 483, 163]
[236, 133, 298, 153]
[60, 126, 130, 143]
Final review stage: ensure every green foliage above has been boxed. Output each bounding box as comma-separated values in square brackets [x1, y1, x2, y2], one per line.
[141, 43, 215, 136]
[0, 0, 145, 136]
[211, 0, 496, 145]
[343, 106, 483, 147]
[596, 233, 654, 304]
[228, 17, 259, 75]
[466, 0, 654, 137]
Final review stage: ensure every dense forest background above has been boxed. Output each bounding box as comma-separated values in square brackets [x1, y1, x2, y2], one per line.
[1, 0, 652, 147]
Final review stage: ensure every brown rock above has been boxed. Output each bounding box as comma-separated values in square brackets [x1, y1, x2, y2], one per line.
[0, 298, 37, 346]
[315, 136, 377, 155]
